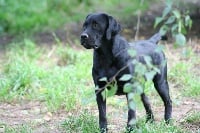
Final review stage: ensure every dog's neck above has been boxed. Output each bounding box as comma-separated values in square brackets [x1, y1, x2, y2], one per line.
[94, 39, 114, 65]
[95, 40, 113, 56]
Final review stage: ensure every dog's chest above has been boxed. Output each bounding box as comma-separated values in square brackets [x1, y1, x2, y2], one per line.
[97, 61, 118, 79]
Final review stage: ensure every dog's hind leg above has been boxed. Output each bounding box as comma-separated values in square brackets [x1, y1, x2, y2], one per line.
[126, 94, 136, 132]
[141, 93, 154, 122]
[153, 65, 172, 123]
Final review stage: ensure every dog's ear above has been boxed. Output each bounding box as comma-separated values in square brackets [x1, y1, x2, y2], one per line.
[85, 13, 92, 19]
[106, 15, 121, 40]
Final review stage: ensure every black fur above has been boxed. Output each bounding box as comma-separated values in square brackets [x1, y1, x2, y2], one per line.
[80, 13, 172, 132]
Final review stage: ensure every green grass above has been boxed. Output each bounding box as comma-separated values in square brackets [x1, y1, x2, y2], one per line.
[61, 110, 99, 133]
[0, 124, 33, 133]
[183, 111, 200, 124]
[0, 39, 94, 111]
[169, 52, 200, 97]
[128, 119, 187, 133]
[0, 0, 154, 36]
[61, 115, 187, 133]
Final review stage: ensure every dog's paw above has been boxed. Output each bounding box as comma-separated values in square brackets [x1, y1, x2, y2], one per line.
[125, 125, 136, 133]
[100, 128, 107, 133]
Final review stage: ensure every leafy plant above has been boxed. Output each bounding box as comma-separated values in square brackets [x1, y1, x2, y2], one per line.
[154, 0, 192, 46]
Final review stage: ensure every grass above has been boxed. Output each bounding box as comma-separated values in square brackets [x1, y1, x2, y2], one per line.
[0, 0, 154, 36]
[61, 110, 99, 133]
[129, 119, 187, 133]
[0, 1, 199, 132]
[183, 111, 200, 124]
[4, 125, 32, 133]
[168, 49, 200, 97]
[0, 39, 94, 111]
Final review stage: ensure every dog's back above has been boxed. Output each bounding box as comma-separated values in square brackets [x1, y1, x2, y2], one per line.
[129, 33, 165, 66]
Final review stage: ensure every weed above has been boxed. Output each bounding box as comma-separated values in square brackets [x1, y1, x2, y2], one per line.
[61, 110, 99, 133]
[169, 59, 200, 97]
[127, 119, 188, 133]
[180, 111, 200, 132]
[183, 111, 200, 124]
[0, 39, 93, 111]
[3, 124, 33, 133]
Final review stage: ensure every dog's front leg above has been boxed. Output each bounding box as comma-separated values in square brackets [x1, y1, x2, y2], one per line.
[126, 94, 136, 132]
[96, 92, 107, 132]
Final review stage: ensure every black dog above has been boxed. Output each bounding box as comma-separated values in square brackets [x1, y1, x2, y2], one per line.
[80, 13, 172, 132]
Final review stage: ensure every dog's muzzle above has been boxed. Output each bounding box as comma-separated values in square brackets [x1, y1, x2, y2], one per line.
[80, 33, 99, 49]
[81, 33, 89, 40]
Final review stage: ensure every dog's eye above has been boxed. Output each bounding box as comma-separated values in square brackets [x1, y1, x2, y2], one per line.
[92, 22, 98, 29]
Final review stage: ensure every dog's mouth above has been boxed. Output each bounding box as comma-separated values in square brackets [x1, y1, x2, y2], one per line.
[82, 44, 92, 49]
[93, 45, 99, 50]
[81, 40, 99, 50]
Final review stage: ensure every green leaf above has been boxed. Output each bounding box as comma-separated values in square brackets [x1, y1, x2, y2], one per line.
[128, 49, 137, 57]
[135, 63, 147, 76]
[119, 74, 132, 81]
[153, 67, 161, 74]
[128, 100, 136, 110]
[162, 6, 171, 18]
[165, 16, 175, 25]
[178, 20, 182, 33]
[185, 15, 192, 29]
[123, 83, 132, 93]
[145, 71, 157, 81]
[181, 25, 187, 35]
[159, 25, 169, 35]
[95, 85, 99, 91]
[175, 33, 186, 46]
[99, 77, 107, 82]
[165, 0, 173, 8]
[155, 45, 164, 53]
[133, 82, 143, 95]
[101, 89, 106, 101]
[171, 24, 178, 33]
[154, 17, 163, 28]
[189, 20, 193, 29]
[128, 119, 136, 126]
[127, 92, 134, 101]
[144, 56, 152, 68]
[185, 15, 190, 25]
[161, 59, 167, 68]
[107, 84, 117, 97]
[172, 10, 181, 19]
[131, 59, 137, 65]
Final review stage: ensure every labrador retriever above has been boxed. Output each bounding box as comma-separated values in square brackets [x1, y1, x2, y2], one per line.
[80, 13, 172, 132]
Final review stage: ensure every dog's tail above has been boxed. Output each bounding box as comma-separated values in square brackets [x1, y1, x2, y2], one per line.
[149, 32, 167, 44]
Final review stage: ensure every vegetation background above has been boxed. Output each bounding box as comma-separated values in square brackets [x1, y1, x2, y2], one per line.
[0, 0, 199, 132]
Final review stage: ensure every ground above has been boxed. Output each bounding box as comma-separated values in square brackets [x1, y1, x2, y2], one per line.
[0, 2, 200, 132]
[0, 95, 199, 132]
[0, 43, 199, 132]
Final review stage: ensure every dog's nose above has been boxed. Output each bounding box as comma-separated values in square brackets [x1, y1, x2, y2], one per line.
[81, 33, 89, 39]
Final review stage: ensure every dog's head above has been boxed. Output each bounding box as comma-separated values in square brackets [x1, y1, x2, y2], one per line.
[80, 13, 121, 49]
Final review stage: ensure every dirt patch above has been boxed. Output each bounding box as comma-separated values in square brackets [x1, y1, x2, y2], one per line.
[0, 96, 199, 132]
[0, 101, 68, 132]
